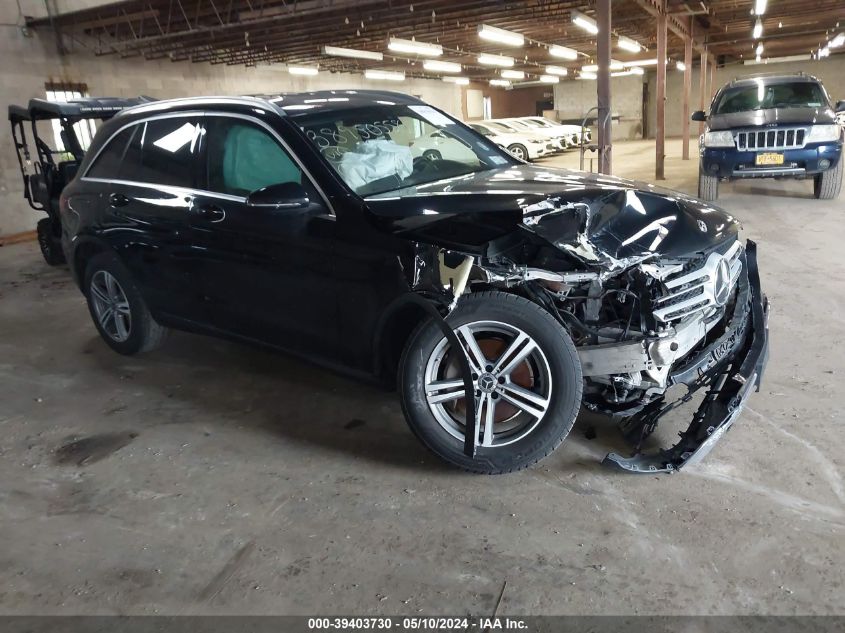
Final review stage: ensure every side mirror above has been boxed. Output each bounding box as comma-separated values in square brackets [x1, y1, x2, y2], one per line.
[691, 110, 707, 122]
[246, 181, 309, 209]
[836, 100, 845, 113]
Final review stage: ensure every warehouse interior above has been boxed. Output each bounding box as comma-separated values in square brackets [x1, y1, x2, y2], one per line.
[1, 0, 844, 622]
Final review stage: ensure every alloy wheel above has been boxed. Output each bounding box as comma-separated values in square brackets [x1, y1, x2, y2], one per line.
[423, 320, 553, 447]
[89, 270, 132, 342]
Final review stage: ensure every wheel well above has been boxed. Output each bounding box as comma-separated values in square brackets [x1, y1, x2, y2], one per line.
[377, 301, 431, 389]
[73, 241, 107, 283]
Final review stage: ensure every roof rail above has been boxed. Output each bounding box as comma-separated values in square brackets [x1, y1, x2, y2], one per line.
[732, 71, 807, 81]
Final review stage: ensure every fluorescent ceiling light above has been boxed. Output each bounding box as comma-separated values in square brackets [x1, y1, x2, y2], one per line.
[321, 45, 383, 61]
[478, 53, 514, 67]
[581, 60, 624, 72]
[489, 79, 511, 87]
[288, 66, 319, 75]
[676, 61, 686, 71]
[549, 45, 578, 60]
[571, 10, 598, 35]
[755, 43, 764, 56]
[545, 65, 568, 76]
[539, 75, 560, 83]
[364, 69, 405, 81]
[819, 46, 830, 58]
[579, 72, 597, 80]
[753, 18, 763, 39]
[501, 69, 525, 79]
[754, 0, 767, 15]
[477, 24, 524, 47]
[387, 37, 442, 57]
[423, 60, 462, 73]
[830, 33, 845, 48]
[617, 36, 642, 53]
[442, 76, 470, 85]
[625, 58, 659, 66]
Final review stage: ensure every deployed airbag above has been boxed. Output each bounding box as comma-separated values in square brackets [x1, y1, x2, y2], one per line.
[338, 140, 413, 192]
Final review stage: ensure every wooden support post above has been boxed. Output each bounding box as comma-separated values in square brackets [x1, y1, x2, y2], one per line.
[655, 2, 667, 180]
[698, 50, 708, 136]
[709, 54, 716, 98]
[596, 0, 612, 175]
[681, 24, 693, 160]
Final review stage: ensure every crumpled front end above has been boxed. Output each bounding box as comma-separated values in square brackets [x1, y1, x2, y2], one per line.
[601, 240, 769, 472]
[367, 165, 768, 472]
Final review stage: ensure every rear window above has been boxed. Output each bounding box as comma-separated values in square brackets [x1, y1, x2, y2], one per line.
[86, 127, 134, 179]
[714, 81, 828, 114]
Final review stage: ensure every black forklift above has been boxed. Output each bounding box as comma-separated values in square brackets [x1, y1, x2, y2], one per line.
[8, 97, 154, 265]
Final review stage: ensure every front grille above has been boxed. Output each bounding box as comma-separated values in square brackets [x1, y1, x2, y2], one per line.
[735, 127, 806, 151]
[652, 241, 743, 323]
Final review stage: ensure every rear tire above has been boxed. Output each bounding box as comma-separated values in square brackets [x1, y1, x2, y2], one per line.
[507, 144, 528, 161]
[84, 252, 169, 355]
[399, 291, 583, 474]
[814, 162, 843, 200]
[37, 218, 66, 266]
[698, 171, 719, 201]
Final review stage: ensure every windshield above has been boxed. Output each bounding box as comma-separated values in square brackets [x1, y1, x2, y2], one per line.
[713, 81, 828, 114]
[294, 105, 517, 197]
[531, 118, 556, 128]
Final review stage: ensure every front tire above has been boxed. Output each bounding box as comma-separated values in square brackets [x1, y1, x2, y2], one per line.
[698, 171, 719, 201]
[37, 218, 66, 266]
[507, 144, 528, 161]
[84, 252, 169, 355]
[399, 291, 583, 474]
[814, 162, 843, 199]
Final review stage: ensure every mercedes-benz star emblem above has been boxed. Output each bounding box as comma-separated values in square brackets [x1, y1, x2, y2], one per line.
[697, 219, 708, 233]
[478, 373, 497, 393]
[713, 258, 732, 306]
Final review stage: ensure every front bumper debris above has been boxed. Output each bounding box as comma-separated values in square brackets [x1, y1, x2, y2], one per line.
[603, 240, 769, 473]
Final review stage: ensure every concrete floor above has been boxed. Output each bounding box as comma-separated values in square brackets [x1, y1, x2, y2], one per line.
[1, 138, 843, 615]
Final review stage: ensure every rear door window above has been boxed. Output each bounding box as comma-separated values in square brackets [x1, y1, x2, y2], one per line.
[121, 118, 202, 188]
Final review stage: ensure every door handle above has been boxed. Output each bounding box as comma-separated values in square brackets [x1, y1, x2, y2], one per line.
[196, 204, 226, 223]
[109, 193, 130, 207]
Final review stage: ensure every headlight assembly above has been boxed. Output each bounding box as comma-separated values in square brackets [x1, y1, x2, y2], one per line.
[806, 124, 842, 143]
[703, 130, 735, 148]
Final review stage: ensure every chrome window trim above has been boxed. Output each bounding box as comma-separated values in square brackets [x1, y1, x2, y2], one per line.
[83, 177, 247, 203]
[81, 109, 334, 215]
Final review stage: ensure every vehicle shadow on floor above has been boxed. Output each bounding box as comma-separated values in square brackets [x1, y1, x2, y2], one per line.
[85, 329, 636, 475]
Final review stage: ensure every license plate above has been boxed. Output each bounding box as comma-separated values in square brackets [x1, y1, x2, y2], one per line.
[755, 152, 784, 166]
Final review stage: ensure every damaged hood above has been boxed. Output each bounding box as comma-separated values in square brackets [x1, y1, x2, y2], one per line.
[364, 165, 740, 260]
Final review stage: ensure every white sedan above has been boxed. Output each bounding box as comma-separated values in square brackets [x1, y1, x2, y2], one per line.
[491, 118, 569, 152]
[468, 122, 551, 161]
[518, 116, 592, 145]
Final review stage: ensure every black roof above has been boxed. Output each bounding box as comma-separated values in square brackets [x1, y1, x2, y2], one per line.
[728, 73, 821, 88]
[259, 90, 427, 116]
[8, 97, 156, 122]
[112, 90, 427, 122]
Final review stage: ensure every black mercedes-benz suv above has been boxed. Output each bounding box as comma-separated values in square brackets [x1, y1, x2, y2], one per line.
[60, 90, 769, 474]
[693, 73, 844, 201]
